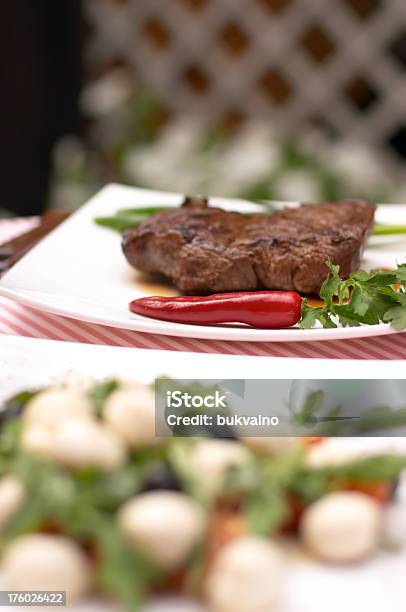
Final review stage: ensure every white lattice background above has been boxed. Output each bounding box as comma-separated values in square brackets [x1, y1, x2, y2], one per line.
[84, 0, 406, 171]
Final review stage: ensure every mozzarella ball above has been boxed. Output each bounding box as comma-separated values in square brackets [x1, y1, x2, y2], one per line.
[22, 418, 125, 472]
[300, 491, 382, 563]
[2, 535, 91, 604]
[24, 388, 92, 429]
[243, 437, 296, 455]
[190, 440, 250, 497]
[21, 425, 55, 457]
[118, 491, 205, 570]
[51, 418, 126, 472]
[103, 384, 157, 448]
[306, 439, 363, 468]
[205, 536, 282, 612]
[0, 476, 25, 530]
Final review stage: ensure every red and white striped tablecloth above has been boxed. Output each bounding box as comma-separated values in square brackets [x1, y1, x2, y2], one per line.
[1, 217, 405, 360]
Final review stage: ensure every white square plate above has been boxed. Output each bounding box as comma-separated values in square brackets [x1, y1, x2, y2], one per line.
[0, 184, 405, 342]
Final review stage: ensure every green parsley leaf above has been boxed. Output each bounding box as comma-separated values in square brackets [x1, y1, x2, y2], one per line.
[396, 263, 406, 289]
[299, 260, 406, 330]
[384, 305, 406, 330]
[299, 300, 336, 329]
[319, 261, 341, 308]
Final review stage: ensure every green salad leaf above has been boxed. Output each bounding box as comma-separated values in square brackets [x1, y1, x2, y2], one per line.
[241, 448, 406, 533]
[89, 379, 120, 418]
[90, 516, 158, 612]
[291, 454, 406, 504]
[244, 446, 305, 535]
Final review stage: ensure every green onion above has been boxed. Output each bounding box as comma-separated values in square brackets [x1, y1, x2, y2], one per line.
[115, 206, 171, 217]
[94, 215, 151, 232]
[373, 223, 406, 236]
[95, 205, 406, 237]
[94, 206, 172, 232]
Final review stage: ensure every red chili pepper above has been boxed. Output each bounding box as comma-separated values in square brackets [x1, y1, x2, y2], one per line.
[129, 291, 302, 329]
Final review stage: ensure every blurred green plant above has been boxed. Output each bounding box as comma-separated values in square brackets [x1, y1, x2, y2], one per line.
[50, 82, 403, 210]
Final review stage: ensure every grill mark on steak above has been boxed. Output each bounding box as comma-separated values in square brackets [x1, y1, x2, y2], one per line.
[122, 197, 375, 294]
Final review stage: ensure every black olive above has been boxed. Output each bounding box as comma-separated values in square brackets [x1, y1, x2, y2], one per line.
[142, 462, 181, 492]
[204, 422, 238, 440]
[390, 477, 400, 501]
[0, 390, 39, 428]
[0, 402, 24, 425]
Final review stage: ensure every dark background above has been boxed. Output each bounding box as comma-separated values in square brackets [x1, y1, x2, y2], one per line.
[1, 1, 83, 215]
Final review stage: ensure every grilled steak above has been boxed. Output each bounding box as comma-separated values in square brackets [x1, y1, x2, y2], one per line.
[122, 197, 375, 294]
